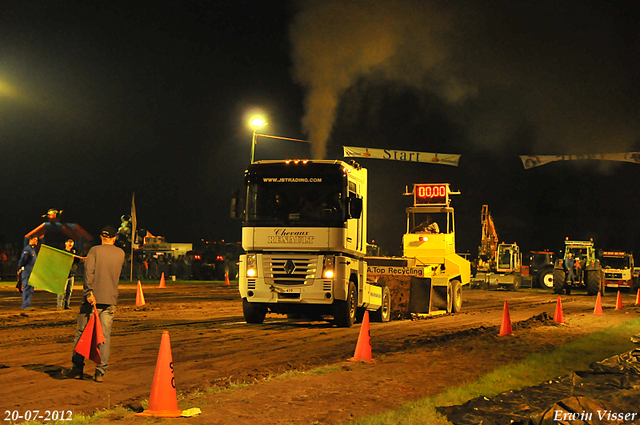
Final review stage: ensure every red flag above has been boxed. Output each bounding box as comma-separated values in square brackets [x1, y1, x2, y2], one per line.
[74, 310, 105, 364]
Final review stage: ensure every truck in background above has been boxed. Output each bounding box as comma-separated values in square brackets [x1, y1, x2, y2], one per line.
[527, 250, 555, 289]
[232, 159, 385, 327]
[599, 251, 638, 290]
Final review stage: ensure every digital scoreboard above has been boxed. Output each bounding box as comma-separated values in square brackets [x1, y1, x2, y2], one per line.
[414, 183, 449, 206]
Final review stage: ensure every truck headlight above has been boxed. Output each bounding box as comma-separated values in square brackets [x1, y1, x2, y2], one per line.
[246, 254, 257, 278]
[322, 255, 335, 279]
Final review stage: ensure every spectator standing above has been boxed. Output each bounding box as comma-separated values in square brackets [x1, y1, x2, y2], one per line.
[0, 250, 7, 279]
[18, 236, 39, 310]
[65, 225, 125, 383]
[564, 252, 576, 284]
[57, 239, 81, 309]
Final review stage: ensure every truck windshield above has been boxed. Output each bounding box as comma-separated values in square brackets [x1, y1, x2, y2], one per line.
[497, 246, 512, 268]
[530, 253, 551, 268]
[568, 248, 588, 261]
[245, 166, 347, 227]
[600, 256, 630, 269]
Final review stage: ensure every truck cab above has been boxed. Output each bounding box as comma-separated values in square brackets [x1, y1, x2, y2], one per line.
[599, 251, 637, 290]
[234, 159, 385, 327]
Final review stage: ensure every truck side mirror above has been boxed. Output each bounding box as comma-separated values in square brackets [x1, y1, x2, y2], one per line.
[348, 196, 363, 219]
[230, 189, 242, 219]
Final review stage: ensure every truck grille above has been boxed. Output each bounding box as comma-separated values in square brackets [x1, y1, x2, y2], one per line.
[264, 255, 317, 285]
[247, 279, 256, 290]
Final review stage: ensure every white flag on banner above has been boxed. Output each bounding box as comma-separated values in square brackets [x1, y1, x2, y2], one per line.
[343, 146, 460, 167]
[520, 153, 640, 169]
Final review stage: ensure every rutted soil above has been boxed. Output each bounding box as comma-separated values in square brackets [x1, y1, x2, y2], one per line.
[1, 282, 639, 424]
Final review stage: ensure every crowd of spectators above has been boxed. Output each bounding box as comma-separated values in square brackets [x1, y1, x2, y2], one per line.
[1, 242, 197, 282]
[0, 243, 20, 281]
[124, 253, 193, 280]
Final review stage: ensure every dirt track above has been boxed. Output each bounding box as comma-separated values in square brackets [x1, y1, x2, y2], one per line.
[1, 282, 639, 424]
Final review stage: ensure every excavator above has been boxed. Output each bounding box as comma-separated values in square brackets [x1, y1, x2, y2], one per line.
[474, 205, 522, 290]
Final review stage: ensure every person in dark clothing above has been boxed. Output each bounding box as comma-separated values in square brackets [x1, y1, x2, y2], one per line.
[411, 215, 440, 234]
[66, 225, 125, 383]
[17, 236, 39, 309]
[564, 252, 576, 284]
[57, 239, 82, 309]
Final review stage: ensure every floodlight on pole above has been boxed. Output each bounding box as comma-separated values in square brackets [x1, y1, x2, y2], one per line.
[250, 117, 268, 164]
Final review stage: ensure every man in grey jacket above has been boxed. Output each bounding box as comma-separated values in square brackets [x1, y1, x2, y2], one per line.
[66, 225, 125, 382]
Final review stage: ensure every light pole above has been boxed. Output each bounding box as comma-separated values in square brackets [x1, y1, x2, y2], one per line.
[250, 117, 267, 163]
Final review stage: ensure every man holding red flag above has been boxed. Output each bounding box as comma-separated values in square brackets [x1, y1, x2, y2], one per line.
[65, 225, 125, 383]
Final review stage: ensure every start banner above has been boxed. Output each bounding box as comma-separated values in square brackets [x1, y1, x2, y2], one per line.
[520, 153, 640, 169]
[343, 146, 460, 167]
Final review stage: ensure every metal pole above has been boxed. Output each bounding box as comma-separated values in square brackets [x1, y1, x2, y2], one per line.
[130, 192, 136, 281]
[250, 129, 257, 163]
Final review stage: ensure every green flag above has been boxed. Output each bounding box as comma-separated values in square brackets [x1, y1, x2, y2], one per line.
[28, 244, 74, 294]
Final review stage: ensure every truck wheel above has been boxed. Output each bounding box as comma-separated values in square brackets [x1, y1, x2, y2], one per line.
[539, 270, 554, 289]
[334, 281, 357, 328]
[451, 280, 462, 313]
[370, 285, 391, 322]
[512, 274, 522, 291]
[243, 298, 267, 324]
[586, 270, 600, 295]
[553, 269, 566, 295]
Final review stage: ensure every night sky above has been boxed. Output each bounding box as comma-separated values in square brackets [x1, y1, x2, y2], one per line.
[2, 0, 640, 258]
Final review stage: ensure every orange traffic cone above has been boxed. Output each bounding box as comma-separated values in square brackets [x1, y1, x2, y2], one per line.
[224, 270, 230, 286]
[593, 291, 604, 315]
[554, 296, 565, 324]
[136, 331, 182, 417]
[348, 310, 374, 363]
[158, 272, 166, 288]
[498, 301, 513, 336]
[136, 280, 146, 306]
[635, 288, 640, 306]
[615, 290, 623, 310]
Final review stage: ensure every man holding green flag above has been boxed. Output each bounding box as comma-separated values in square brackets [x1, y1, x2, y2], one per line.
[27, 243, 76, 301]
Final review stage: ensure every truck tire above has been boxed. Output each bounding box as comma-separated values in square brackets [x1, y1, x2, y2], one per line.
[445, 283, 454, 313]
[243, 298, 267, 324]
[451, 280, 462, 313]
[370, 285, 391, 322]
[553, 269, 566, 295]
[586, 270, 600, 295]
[512, 274, 522, 291]
[539, 270, 554, 289]
[334, 281, 357, 327]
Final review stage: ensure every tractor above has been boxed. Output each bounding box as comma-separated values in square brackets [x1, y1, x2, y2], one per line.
[553, 239, 602, 295]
